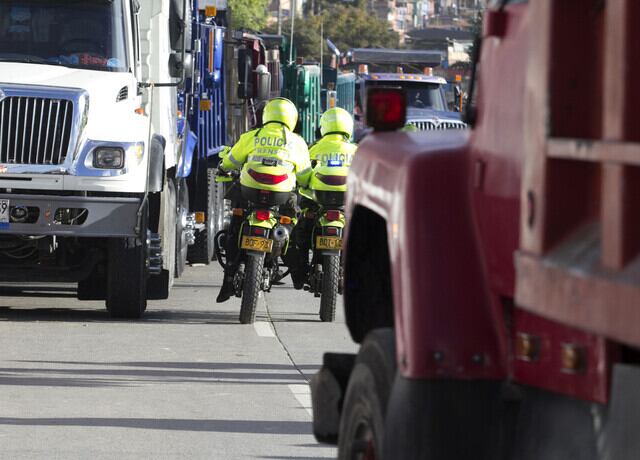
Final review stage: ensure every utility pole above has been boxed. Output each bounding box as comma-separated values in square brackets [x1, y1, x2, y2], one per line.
[277, 0, 282, 35]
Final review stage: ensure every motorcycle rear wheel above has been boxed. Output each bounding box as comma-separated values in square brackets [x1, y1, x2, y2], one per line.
[320, 254, 339, 322]
[239, 253, 263, 324]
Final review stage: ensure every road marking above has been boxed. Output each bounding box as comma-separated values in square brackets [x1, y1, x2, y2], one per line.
[253, 321, 275, 337]
[288, 384, 312, 415]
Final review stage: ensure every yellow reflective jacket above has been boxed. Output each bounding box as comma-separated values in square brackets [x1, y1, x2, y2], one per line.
[309, 134, 357, 167]
[222, 123, 311, 191]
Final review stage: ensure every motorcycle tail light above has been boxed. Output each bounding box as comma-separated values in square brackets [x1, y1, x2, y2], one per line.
[255, 210, 271, 221]
[326, 227, 338, 236]
[253, 227, 266, 236]
[248, 169, 288, 185]
[325, 210, 342, 221]
[315, 173, 347, 186]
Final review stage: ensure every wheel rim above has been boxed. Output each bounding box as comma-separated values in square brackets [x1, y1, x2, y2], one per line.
[353, 421, 377, 460]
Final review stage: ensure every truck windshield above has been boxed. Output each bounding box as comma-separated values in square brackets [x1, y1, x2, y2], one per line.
[0, 1, 129, 72]
[368, 81, 447, 111]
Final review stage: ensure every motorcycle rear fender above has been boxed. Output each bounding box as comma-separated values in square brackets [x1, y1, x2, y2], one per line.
[247, 211, 278, 229]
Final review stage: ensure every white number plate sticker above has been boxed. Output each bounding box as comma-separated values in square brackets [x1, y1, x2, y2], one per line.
[0, 199, 9, 223]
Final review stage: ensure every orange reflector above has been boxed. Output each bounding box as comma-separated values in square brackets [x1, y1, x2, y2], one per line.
[205, 6, 217, 17]
[561, 344, 585, 373]
[280, 216, 292, 225]
[177, 110, 183, 118]
[135, 107, 145, 115]
[515, 333, 540, 361]
[200, 100, 212, 111]
[232, 208, 244, 216]
[455, 74, 463, 82]
[195, 212, 206, 224]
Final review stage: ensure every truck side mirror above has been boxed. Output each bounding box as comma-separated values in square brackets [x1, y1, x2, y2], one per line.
[168, 52, 193, 80]
[453, 85, 462, 112]
[237, 48, 255, 99]
[255, 64, 271, 102]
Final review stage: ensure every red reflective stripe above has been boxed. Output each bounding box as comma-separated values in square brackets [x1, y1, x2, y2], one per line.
[316, 173, 347, 186]
[248, 169, 289, 185]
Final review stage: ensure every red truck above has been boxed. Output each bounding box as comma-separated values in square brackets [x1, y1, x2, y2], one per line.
[311, 0, 640, 459]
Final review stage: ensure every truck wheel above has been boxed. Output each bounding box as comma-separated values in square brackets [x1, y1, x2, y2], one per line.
[175, 178, 189, 277]
[338, 328, 396, 460]
[106, 203, 148, 318]
[147, 180, 177, 300]
[239, 254, 263, 324]
[187, 169, 215, 264]
[320, 254, 339, 322]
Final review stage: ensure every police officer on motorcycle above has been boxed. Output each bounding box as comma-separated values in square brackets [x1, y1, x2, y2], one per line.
[291, 107, 356, 289]
[216, 97, 311, 303]
[309, 107, 357, 167]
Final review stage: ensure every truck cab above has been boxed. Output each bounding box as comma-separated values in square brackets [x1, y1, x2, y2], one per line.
[356, 72, 465, 132]
[0, 0, 197, 318]
[312, 1, 640, 459]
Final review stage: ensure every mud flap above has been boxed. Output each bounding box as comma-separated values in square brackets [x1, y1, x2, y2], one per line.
[601, 364, 640, 460]
[310, 352, 356, 444]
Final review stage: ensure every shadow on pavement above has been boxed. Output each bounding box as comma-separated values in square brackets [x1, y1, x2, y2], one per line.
[16, 360, 320, 371]
[0, 417, 311, 434]
[0, 306, 240, 325]
[0, 361, 309, 387]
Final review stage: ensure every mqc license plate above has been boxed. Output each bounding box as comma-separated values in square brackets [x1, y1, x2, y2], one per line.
[316, 236, 342, 250]
[241, 235, 273, 253]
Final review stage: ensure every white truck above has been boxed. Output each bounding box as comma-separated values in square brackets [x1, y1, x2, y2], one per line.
[0, 0, 197, 317]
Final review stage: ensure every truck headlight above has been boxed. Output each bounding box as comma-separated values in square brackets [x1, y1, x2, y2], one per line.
[93, 147, 125, 169]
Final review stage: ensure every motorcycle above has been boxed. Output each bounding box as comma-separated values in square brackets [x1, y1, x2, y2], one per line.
[298, 160, 348, 322]
[215, 161, 294, 324]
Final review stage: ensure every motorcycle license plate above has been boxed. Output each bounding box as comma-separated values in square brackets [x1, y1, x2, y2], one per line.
[0, 199, 9, 224]
[316, 236, 342, 250]
[241, 235, 273, 253]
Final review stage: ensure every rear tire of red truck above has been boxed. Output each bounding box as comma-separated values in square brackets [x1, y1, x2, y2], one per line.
[338, 328, 396, 460]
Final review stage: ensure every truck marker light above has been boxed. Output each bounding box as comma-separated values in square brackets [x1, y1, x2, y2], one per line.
[205, 6, 217, 17]
[195, 212, 206, 224]
[256, 210, 271, 221]
[561, 343, 586, 373]
[135, 107, 145, 115]
[515, 333, 540, 361]
[200, 99, 212, 112]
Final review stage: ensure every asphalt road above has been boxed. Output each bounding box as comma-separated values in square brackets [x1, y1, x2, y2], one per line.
[0, 263, 356, 459]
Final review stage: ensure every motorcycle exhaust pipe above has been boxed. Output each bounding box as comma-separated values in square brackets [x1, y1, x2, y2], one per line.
[272, 224, 291, 242]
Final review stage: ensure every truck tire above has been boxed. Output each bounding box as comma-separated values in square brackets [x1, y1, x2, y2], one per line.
[338, 328, 396, 460]
[320, 254, 339, 322]
[239, 253, 263, 324]
[175, 178, 189, 277]
[187, 169, 215, 264]
[147, 180, 177, 300]
[106, 205, 148, 318]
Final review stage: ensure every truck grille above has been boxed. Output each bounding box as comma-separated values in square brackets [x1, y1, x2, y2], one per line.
[0, 96, 74, 165]
[410, 120, 467, 131]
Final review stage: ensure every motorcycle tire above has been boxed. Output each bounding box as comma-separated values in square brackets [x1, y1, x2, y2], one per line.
[320, 254, 339, 322]
[239, 253, 263, 324]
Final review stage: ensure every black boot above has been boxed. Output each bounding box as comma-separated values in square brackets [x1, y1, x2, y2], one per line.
[216, 274, 235, 303]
